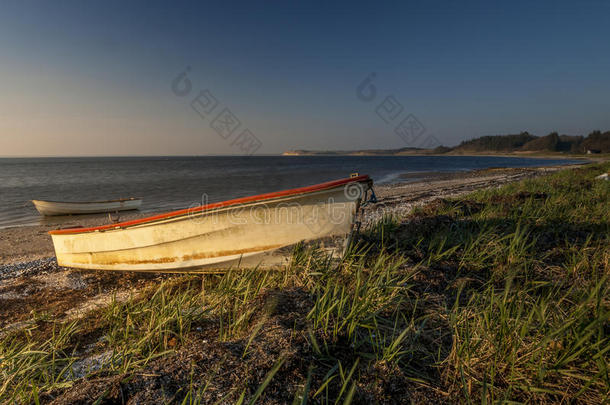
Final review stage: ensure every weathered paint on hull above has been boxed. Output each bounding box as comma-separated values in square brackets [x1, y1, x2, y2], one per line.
[50, 185, 365, 272]
[33, 199, 142, 216]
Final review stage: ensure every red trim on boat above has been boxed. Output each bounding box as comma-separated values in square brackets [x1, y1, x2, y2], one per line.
[49, 175, 371, 235]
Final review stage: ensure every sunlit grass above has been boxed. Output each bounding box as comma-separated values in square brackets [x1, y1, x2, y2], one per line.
[0, 162, 608, 403]
[0, 321, 79, 403]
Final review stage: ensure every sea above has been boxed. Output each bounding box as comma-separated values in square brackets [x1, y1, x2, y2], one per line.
[0, 155, 582, 229]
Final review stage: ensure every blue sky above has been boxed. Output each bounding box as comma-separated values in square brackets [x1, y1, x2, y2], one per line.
[1, 0, 609, 156]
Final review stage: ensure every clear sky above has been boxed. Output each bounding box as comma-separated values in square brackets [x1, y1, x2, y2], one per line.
[1, 0, 609, 156]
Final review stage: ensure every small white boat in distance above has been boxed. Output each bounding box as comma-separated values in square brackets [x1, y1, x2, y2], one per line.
[32, 198, 142, 216]
[49, 175, 372, 272]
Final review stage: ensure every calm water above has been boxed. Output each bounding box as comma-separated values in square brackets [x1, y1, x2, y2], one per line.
[0, 155, 581, 229]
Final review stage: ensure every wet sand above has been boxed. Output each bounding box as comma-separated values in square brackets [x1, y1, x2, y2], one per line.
[0, 164, 579, 333]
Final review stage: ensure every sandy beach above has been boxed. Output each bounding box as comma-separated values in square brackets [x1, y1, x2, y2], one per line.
[1, 160, 607, 404]
[0, 164, 576, 333]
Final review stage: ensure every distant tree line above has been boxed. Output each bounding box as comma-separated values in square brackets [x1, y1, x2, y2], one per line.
[284, 131, 609, 156]
[453, 130, 610, 153]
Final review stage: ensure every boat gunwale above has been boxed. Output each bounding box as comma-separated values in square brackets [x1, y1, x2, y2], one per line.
[32, 197, 142, 205]
[49, 175, 370, 235]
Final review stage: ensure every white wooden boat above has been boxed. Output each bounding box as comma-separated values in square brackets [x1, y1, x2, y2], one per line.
[32, 198, 142, 216]
[49, 176, 372, 272]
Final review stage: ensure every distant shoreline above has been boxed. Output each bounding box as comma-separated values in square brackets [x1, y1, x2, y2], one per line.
[283, 130, 610, 157]
[0, 152, 603, 160]
[282, 150, 599, 160]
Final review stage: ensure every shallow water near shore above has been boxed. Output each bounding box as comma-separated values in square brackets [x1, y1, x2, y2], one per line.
[0, 155, 581, 229]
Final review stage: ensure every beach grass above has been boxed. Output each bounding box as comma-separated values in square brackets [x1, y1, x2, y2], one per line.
[0, 162, 608, 403]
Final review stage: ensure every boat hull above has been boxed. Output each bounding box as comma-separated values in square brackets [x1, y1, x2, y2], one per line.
[49, 178, 369, 272]
[32, 199, 142, 216]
